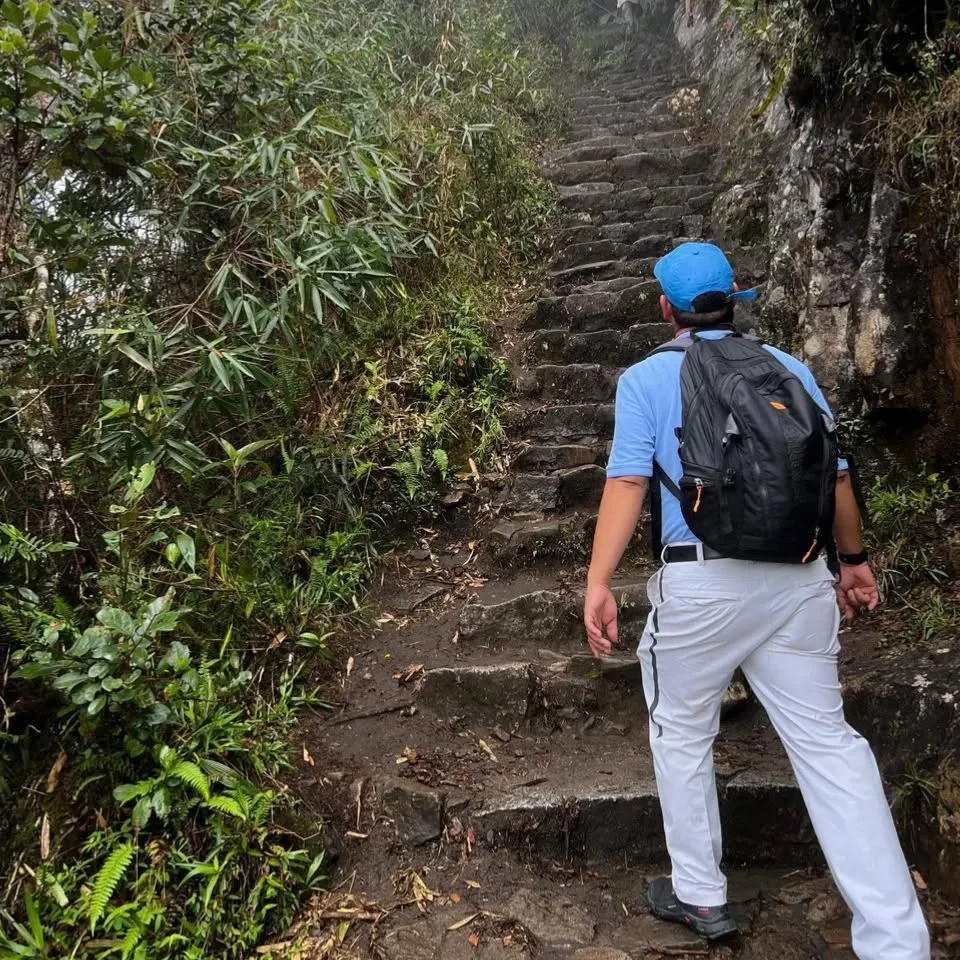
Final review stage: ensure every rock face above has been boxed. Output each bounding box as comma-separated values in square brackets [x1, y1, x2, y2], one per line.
[673, 3, 958, 428]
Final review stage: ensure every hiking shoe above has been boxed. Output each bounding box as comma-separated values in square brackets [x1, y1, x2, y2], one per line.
[647, 877, 738, 940]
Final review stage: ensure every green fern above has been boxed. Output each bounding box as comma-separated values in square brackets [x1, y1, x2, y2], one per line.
[0, 448, 31, 472]
[89, 841, 135, 932]
[207, 795, 246, 820]
[170, 761, 211, 801]
[121, 926, 142, 958]
[431, 447, 449, 476]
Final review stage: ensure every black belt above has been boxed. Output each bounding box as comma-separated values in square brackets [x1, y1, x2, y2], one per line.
[663, 545, 728, 563]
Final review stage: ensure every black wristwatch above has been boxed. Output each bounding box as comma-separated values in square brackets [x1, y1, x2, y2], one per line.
[838, 550, 869, 566]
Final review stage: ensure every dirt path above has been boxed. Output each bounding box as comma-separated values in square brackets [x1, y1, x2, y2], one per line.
[287, 33, 959, 960]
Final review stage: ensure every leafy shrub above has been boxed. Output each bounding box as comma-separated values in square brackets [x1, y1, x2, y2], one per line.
[0, 0, 562, 954]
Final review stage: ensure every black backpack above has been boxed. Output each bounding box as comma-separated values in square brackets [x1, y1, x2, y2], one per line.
[648, 331, 840, 564]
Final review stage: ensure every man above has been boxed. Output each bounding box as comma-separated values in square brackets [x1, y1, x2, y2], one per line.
[583, 243, 930, 956]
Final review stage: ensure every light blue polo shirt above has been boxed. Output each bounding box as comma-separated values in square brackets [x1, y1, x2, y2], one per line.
[606, 330, 846, 546]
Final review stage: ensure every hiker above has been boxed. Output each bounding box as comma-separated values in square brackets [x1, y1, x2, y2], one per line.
[583, 242, 930, 956]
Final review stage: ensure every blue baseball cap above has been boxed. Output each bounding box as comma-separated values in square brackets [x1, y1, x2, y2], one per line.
[653, 242, 758, 313]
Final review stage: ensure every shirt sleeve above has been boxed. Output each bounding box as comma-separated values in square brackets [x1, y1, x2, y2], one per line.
[606, 368, 655, 478]
[794, 363, 850, 473]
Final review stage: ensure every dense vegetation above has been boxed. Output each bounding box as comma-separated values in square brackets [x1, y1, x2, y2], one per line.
[0, 0, 587, 954]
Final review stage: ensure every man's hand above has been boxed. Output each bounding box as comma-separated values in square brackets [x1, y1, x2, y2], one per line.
[584, 583, 619, 658]
[835, 563, 880, 621]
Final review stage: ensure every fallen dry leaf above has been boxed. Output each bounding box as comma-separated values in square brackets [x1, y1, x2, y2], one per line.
[392, 663, 424, 685]
[394, 869, 438, 913]
[352, 777, 364, 830]
[448, 914, 479, 931]
[345, 656, 354, 679]
[39, 813, 50, 861]
[912, 869, 928, 892]
[467, 932, 480, 947]
[95, 809, 108, 830]
[302, 745, 315, 766]
[345, 831, 368, 840]
[478, 739, 498, 763]
[268, 631, 287, 650]
[450, 892, 462, 904]
[46, 750, 67, 794]
[465, 879, 480, 889]
[502, 935, 514, 947]
[396, 746, 418, 765]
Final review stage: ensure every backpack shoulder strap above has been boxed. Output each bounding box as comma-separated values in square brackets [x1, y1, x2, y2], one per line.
[644, 338, 691, 361]
[653, 461, 682, 500]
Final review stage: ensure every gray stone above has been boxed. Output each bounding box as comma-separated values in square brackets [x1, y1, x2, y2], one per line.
[539, 672, 599, 715]
[459, 590, 575, 647]
[611, 914, 705, 952]
[553, 240, 623, 270]
[506, 473, 560, 512]
[682, 214, 705, 237]
[381, 778, 445, 846]
[558, 464, 605, 510]
[614, 186, 654, 209]
[419, 663, 531, 726]
[515, 444, 599, 470]
[519, 404, 615, 442]
[502, 888, 596, 946]
[549, 160, 610, 186]
[711, 181, 767, 247]
[631, 234, 675, 258]
[534, 364, 613, 402]
[514, 369, 538, 395]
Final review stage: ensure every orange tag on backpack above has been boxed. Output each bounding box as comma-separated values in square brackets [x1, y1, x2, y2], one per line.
[770, 401, 787, 411]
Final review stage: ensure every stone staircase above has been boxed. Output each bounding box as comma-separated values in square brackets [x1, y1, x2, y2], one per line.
[302, 40, 952, 960]
[494, 73, 718, 562]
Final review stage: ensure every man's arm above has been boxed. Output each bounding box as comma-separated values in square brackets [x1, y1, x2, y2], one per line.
[584, 476, 649, 657]
[833, 471, 879, 620]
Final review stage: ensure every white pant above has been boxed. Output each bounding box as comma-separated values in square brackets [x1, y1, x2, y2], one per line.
[637, 555, 930, 960]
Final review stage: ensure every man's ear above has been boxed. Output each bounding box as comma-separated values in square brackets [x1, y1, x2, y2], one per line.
[659, 295, 673, 322]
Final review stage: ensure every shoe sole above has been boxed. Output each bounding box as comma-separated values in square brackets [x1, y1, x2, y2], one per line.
[648, 896, 738, 941]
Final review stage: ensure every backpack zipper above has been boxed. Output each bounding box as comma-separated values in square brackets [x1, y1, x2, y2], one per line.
[693, 478, 704, 513]
[802, 528, 819, 563]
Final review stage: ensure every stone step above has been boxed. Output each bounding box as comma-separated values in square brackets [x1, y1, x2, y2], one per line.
[653, 183, 718, 209]
[550, 237, 668, 272]
[457, 578, 650, 650]
[546, 148, 713, 188]
[531, 280, 662, 332]
[504, 464, 606, 513]
[555, 221, 683, 251]
[547, 130, 693, 165]
[557, 183, 654, 215]
[513, 443, 603, 471]
[556, 181, 619, 213]
[472, 753, 814, 867]
[569, 113, 692, 137]
[558, 186, 718, 228]
[600, 77, 696, 96]
[512, 403, 615, 442]
[516, 363, 616, 403]
[526, 323, 672, 366]
[551, 260, 659, 293]
[555, 272, 658, 296]
[489, 513, 596, 562]
[417, 655, 646, 731]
